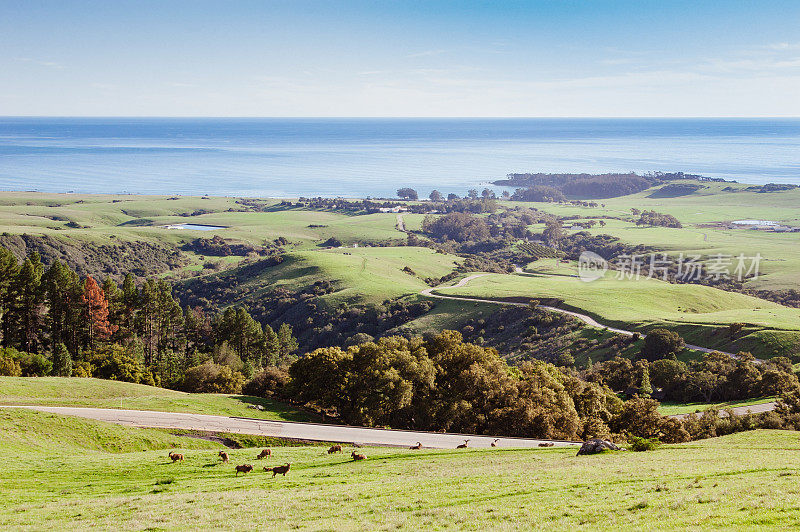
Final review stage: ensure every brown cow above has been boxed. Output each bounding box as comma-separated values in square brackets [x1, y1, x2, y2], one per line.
[256, 449, 272, 459]
[328, 444, 343, 454]
[410, 441, 422, 450]
[168, 452, 184, 463]
[351, 451, 366, 461]
[456, 439, 470, 449]
[264, 463, 291, 477]
[235, 464, 254, 476]
[219, 451, 229, 463]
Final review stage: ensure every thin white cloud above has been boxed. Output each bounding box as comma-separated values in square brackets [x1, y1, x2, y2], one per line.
[406, 49, 447, 58]
[14, 57, 65, 69]
[764, 42, 800, 51]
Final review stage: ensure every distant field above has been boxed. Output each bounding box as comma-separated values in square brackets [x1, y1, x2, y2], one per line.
[436, 270, 800, 358]
[0, 377, 314, 422]
[0, 192, 407, 249]
[3, 408, 800, 530]
[507, 181, 800, 291]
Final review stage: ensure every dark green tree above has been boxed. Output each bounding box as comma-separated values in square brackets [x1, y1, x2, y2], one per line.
[52, 342, 72, 377]
[641, 328, 685, 361]
[0, 248, 19, 347]
[13, 254, 45, 353]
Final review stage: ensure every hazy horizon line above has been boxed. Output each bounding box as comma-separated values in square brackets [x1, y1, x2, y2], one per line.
[2, 115, 799, 120]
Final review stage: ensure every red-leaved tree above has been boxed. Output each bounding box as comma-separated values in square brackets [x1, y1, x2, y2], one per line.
[83, 277, 117, 348]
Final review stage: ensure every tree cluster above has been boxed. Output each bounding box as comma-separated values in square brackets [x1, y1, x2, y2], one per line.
[636, 210, 683, 228]
[0, 247, 297, 392]
[588, 352, 798, 403]
[284, 331, 622, 440]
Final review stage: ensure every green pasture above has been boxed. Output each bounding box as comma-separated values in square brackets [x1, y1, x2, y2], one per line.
[3, 408, 800, 530]
[0, 192, 408, 249]
[0, 377, 313, 422]
[507, 180, 800, 290]
[201, 246, 461, 307]
[435, 270, 800, 357]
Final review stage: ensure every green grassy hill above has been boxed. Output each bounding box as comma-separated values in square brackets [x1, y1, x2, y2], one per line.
[0, 377, 314, 422]
[0, 408, 218, 454]
[256, 247, 461, 306]
[2, 408, 799, 530]
[436, 270, 800, 358]
[508, 180, 800, 291]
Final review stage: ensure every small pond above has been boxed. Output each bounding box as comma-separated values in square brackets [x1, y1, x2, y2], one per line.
[164, 223, 225, 231]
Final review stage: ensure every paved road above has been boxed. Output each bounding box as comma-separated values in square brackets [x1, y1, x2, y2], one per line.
[668, 401, 776, 420]
[421, 272, 741, 358]
[3, 405, 580, 449]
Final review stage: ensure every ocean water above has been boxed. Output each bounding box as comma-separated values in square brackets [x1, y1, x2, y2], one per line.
[1, 118, 799, 198]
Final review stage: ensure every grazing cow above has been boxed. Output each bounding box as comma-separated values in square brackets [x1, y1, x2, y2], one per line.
[491, 439, 500, 447]
[219, 450, 229, 463]
[410, 441, 423, 450]
[256, 449, 272, 459]
[351, 451, 366, 461]
[456, 439, 470, 449]
[328, 444, 343, 454]
[168, 452, 184, 463]
[235, 464, 254, 476]
[264, 463, 291, 477]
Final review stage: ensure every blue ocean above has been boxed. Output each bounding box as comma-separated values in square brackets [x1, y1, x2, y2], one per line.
[1, 118, 799, 197]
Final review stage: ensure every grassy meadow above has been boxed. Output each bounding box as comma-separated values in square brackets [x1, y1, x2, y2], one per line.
[0, 192, 404, 249]
[3, 408, 800, 530]
[232, 246, 461, 306]
[437, 269, 800, 358]
[508, 181, 800, 291]
[0, 377, 314, 422]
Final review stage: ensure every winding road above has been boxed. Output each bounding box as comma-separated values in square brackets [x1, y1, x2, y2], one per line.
[2, 405, 579, 449]
[421, 272, 738, 357]
[420, 273, 775, 416]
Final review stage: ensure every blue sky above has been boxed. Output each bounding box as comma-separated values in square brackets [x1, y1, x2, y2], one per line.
[2, 0, 799, 116]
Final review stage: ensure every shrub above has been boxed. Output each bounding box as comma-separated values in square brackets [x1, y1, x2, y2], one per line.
[86, 345, 148, 384]
[627, 435, 660, 452]
[72, 360, 94, 378]
[0, 354, 21, 376]
[16, 351, 52, 377]
[0, 347, 51, 377]
[243, 366, 290, 398]
[183, 362, 245, 394]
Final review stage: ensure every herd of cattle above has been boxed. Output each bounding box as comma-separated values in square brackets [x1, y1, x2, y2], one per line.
[165, 437, 529, 477]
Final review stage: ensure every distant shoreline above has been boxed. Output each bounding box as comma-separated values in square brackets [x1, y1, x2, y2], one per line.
[2, 117, 799, 196]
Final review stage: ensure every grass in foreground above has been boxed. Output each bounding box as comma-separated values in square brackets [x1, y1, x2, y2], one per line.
[0, 377, 314, 422]
[3, 409, 800, 530]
